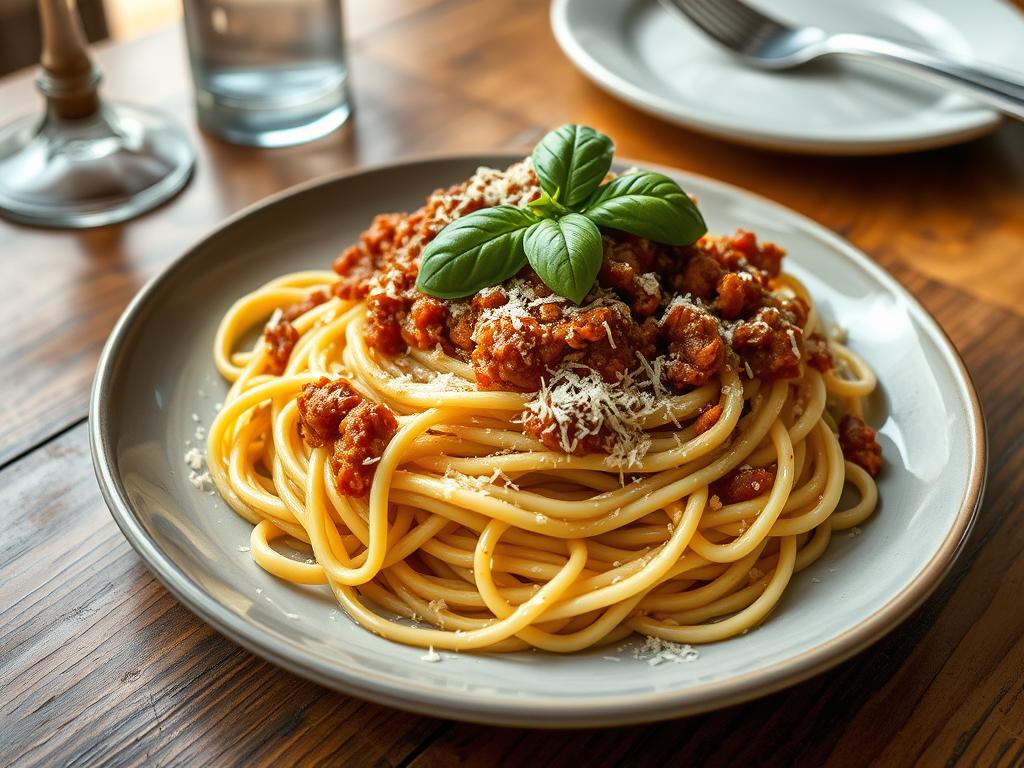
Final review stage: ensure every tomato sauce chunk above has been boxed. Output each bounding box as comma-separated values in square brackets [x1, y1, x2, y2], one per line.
[660, 300, 726, 389]
[264, 315, 300, 376]
[712, 464, 777, 504]
[694, 403, 724, 435]
[839, 415, 883, 476]
[731, 307, 804, 381]
[330, 402, 399, 497]
[296, 377, 362, 448]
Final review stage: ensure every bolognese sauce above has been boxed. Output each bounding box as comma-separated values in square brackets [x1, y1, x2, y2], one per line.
[288, 161, 880, 487]
[297, 377, 398, 496]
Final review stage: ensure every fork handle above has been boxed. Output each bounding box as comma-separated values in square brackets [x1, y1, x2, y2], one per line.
[827, 33, 1024, 122]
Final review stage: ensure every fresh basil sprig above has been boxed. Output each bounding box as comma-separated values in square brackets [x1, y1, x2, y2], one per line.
[415, 206, 535, 299]
[532, 124, 614, 209]
[415, 124, 706, 304]
[524, 213, 603, 305]
[584, 171, 706, 247]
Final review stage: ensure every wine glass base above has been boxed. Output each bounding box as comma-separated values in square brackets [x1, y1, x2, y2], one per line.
[0, 103, 195, 229]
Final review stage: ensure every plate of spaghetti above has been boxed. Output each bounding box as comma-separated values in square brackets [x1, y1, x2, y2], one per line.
[91, 126, 985, 727]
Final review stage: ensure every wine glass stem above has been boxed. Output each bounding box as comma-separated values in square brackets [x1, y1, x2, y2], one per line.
[37, 0, 101, 119]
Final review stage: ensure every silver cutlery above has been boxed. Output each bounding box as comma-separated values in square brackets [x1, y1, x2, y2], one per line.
[660, 0, 1024, 121]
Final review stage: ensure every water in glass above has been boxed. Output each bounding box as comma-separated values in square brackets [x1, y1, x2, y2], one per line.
[183, 0, 350, 148]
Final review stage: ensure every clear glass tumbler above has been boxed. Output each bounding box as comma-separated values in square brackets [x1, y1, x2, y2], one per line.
[183, 0, 350, 148]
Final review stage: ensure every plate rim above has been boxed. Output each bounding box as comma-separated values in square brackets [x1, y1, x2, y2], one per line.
[549, 0, 1003, 155]
[89, 152, 987, 727]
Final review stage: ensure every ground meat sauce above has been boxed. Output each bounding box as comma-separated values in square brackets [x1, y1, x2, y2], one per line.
[296, 377, 398, 496]
[330, 402, 399, 497]
[804, 332, 834, 372]
[712, 464, 777, 504]
[263, 316, 300, 376]
[521, 404, 608, 456]
[297, 378, 362, 446]
[315, 159, 866, 462]
[694, 404, 724, 435]
[262, 291, 331, 375]
[838, 415, 883, 476]
[282, 289, 330, 322]
[730, 306, 803, 381]
[660, 300, 726, 389]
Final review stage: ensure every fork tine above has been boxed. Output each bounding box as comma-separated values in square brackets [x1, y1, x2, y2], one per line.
[696, 0, 784, 39]
[674, 0, 746, 47]
[715, 0, 786, 34]
[665, 0, 789, 51]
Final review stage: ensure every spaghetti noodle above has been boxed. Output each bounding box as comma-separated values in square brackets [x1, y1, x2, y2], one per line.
[206, 160, 882, 654]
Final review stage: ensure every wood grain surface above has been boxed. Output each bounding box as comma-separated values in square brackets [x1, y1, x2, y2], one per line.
[1, 1, 1023, 765]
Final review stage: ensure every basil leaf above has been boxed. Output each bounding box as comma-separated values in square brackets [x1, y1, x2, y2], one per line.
[524, 213, 603, 305]
[526, 188, 570, 219]
[416, 206, 536, 299]
[584, 171, 706, 246]
[531, 124, 614, 210]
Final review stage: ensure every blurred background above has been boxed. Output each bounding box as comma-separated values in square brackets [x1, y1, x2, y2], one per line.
[0, 0, 175, 74]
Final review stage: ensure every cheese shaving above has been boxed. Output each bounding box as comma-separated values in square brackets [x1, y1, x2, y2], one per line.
[523, 360, 667, 469]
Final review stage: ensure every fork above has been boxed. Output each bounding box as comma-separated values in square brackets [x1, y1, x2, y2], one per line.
[659, 0, 1024, 121]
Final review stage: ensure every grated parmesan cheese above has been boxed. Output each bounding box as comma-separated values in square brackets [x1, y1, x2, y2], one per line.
[632, 636, 700, 666]
[188, 470, 212, 492]
[523, 358, 671, 469]
[787, 328, 801, 359]
[183, 447, 205, 471]
[428, 598, 448, 614]
[602, 320, 617, 349]
[471, 278, 562, 341]
[660, 292, 703, 321]
[635, 272, 660, 296]
[487, 467, 520, 490]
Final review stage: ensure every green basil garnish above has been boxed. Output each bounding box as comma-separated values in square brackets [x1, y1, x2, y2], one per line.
[416, 124, 707, 304]
[524, 214, 603, 306]
[415, 205, 537, 299]
[531, 124, 614, 209]
[583, 171, 706, 246]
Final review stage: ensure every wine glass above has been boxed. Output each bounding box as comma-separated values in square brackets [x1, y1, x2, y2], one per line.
[0, 0, 195, 229]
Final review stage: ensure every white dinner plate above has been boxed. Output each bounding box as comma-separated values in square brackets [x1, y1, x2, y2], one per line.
[551, 0, 1024, 154]
[91, 155, 985, 727]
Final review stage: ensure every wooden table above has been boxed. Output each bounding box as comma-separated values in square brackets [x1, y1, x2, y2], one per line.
[2, 2, 1023, 765]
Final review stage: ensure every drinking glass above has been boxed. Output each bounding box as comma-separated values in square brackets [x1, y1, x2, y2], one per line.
[0, 0, 195, 229]
[183, 0, 350, 148]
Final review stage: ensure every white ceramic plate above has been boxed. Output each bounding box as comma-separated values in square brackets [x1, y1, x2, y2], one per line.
[551, 0, 1024, 154]
[91, 155, 985, 727]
